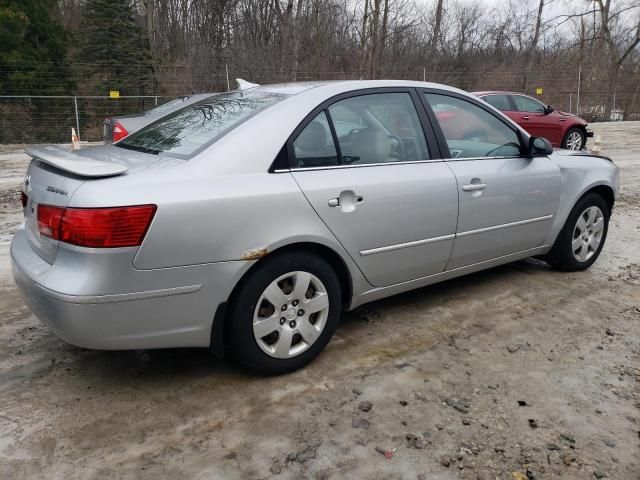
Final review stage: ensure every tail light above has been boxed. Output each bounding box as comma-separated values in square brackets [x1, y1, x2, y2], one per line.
[21, 191, 28, 208]
[112, 121, 129, 142]
[37, 204, 156, 248]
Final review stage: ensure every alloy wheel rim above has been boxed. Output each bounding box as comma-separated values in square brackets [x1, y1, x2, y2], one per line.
[253, 271, 329, 359]
[572, 206, 604, 262]
[566, 131, 583, 150]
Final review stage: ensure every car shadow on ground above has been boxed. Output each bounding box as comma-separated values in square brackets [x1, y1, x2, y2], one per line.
[340, 257, 552, 325]
[49, 258, 554, 388]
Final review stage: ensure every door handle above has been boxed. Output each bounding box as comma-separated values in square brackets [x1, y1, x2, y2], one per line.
[462, 183, 487, 191]
[522, 115, 530, 120]
[329, 191, 363, 211]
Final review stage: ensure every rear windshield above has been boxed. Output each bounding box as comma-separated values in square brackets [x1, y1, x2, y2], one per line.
[116, 90, 287, 157]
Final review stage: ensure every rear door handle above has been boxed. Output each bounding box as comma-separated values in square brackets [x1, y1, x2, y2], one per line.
[462, 183, 487, 192]
[522, 115, 530, 120]
[328, 191, 363, 211]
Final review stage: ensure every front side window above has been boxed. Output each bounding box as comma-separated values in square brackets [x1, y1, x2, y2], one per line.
[328, 92, 429, 165]
[482, 95, 511, 111]
[425, 93, 522, 158]
[117, 90, 287, 157]
[512, 95, 545, 113]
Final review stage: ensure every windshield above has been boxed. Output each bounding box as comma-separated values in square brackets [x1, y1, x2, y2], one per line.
[116, 90, 287, 157]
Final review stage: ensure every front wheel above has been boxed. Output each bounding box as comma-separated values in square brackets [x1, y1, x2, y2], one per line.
[562, 127, 586, 150]
[546, 193, 609, 271]
[227, 251, 342, 375]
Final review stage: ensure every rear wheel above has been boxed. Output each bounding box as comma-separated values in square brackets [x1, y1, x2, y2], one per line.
[227, 251, 341, 375]
[546, 193, 609, 271]
[562, 127, 585, 150]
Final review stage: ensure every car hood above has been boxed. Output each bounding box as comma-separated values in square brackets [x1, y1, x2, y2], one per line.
[550, 148, 613, 162]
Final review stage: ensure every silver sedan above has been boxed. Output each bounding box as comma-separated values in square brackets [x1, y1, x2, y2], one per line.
[11, 80, 620, 374]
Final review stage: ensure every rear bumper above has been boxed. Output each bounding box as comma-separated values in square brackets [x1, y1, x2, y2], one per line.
[10, 226, 249, 350]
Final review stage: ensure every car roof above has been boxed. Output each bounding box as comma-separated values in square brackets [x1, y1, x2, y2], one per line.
[471, 91, 532, 97]
[251, 79, 468, 97]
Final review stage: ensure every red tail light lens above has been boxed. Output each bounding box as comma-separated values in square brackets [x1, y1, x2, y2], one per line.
[21, 191, 28, 208]
[37, 204, 156, 248]
[112, 121, 129, 142]
[37, 205, 64, 239]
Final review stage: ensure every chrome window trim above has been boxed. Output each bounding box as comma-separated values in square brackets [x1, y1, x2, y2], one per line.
[445, 155, 524, 162]
[286, 158, 444, 172]
[360, 233, 455, 257]
[279, 155, 530, 171]
[355, 215, 553, 257]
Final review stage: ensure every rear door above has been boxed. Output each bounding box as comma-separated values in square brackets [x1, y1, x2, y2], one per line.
[511, 94, 562, 146]
[421, 91, 561, 270]
[290, 89, 459, 287]
[481, 94, 519, 122]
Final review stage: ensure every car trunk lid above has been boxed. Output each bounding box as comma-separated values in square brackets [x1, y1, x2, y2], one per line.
[22, 145, 130, 264]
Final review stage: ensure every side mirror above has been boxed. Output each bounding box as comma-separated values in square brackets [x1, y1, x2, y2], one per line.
[530, 136, 553, 156]
[544, 105, 555, 115]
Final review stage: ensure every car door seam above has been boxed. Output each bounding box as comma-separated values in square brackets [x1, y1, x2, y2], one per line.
[287, 171, 375, 287]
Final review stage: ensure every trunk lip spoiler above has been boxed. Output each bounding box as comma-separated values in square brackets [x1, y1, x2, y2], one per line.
[25, 145, 128, 178]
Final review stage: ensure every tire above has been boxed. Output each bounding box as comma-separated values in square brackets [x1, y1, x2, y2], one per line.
[562, 127, 586, 150]
[546, 193, 610, 271]
[227, 250, 342, 375]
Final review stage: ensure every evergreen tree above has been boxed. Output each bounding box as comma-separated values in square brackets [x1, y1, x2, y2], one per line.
[0, 0, 73, 94]
[76, 0, 153, 95]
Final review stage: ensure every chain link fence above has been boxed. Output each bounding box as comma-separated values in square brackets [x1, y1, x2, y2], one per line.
[1, 74, 638, 144]
[0, 95, 163, 144]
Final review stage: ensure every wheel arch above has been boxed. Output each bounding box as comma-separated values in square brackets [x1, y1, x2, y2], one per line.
[209, 241, 354, 357]
[562, 124, 587, 149]
[544, 179, 616, 252]
[585, 184, 615, 213]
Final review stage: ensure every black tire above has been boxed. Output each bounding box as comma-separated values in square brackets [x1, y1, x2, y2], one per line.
[546, 192, 610, 271]
[561, 127, 586, 150]
[227, 250, 342, 375]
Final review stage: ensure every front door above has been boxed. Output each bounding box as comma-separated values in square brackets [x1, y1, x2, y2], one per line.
[511, 94, 563, 147]
[290, 90, 459, 287]
[422, 91, 562, 269]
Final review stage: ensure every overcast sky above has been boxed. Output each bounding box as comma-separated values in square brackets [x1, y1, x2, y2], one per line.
[415, 0, 640, 31]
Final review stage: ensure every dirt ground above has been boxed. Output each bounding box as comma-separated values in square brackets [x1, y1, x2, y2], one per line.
[0, 124, 639, 480]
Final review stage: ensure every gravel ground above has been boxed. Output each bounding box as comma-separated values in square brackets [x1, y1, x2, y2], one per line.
[0, 124, 639, 479]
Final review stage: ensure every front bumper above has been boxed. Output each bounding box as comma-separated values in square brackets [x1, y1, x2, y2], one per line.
[10, 226, 249, 350]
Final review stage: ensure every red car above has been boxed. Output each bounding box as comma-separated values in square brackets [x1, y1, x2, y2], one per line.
[472, 91, 593, 150]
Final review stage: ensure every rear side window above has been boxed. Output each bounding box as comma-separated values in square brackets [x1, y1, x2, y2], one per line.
[425, 93, 521, 158]
[117, 91, 287, 157]
[293, 111, 339, 168]
[483, 95, 511, 111]
[512, 95, 545, 113]
[292, 92, 429, 168]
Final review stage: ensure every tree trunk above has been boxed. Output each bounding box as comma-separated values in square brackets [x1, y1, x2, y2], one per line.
[522, 0, 544, 92]
[291, 0, 304, 81]
[360, 0, 369, 77]
[377, 0, 389, 78]
[430, 0, 444, 54]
